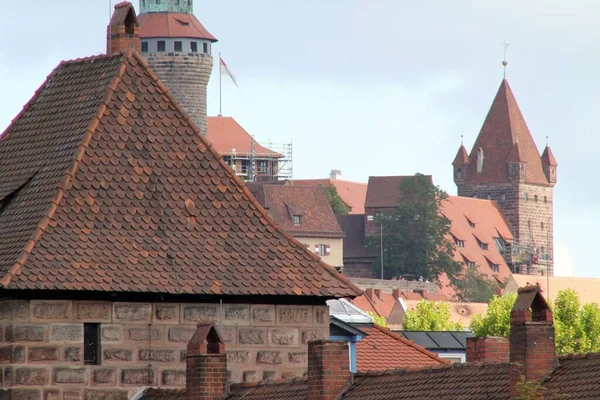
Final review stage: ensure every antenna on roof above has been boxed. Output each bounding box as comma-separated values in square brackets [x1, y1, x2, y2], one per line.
[501, 40, 510, 79]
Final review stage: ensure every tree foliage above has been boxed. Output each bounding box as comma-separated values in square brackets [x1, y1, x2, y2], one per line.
[470, 289, 600, 355]
[403, 300, 463, 331]
[320, 184, 350, 215]
[470, 293, 517, 337]
[366, 311, 388, 328]
[366, 174, 461, 282]
[453, 267, 501, 303]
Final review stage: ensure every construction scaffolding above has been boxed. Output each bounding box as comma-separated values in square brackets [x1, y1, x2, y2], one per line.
[224, 138, 292, 182]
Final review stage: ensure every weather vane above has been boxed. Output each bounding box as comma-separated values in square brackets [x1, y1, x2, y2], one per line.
[502, 41, 510, 78]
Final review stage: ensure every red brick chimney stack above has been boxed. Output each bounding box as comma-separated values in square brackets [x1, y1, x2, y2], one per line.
[308, 340, 351, 400]
[465, 337, 509, 364]
[509, 285, 557, 397]
[186, 324, 228, 400]
[107, 2, 141, 54]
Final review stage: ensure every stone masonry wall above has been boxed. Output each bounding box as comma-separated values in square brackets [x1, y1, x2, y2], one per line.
[457, 182, 554, 276]
[0, 299, 328, 400]
[143, 53, 213, 135]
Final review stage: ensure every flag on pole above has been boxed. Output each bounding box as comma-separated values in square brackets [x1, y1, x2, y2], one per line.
[220, 57, 239, 88]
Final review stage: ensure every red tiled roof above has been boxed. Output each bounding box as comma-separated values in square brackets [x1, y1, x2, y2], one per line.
[364, 175, 433, 209]
[228, 379, 307, 400]
[452, 145, 469, 165]
[356, 324, 448, 372]
[342, 363, 511, 400]
[506, 141, 526, 163]
[250, 185, 345, 238]
[0, 51, 360, 298]
[541, 146, 558, 167]
[207, 116, 282, 158]
[138, 12, 217, 41]
[465, 79, 548, 185]
[351, 292, 398, 319]
[441, 196, 513, 285]
[293, 178, 367, 214]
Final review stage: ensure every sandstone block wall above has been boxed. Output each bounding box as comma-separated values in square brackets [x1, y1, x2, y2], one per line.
[458, 182, 554, 276]
[143, 53, 213, 135]
[0, 299, 329, 400]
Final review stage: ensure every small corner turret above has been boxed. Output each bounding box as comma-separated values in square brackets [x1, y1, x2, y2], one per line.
[452, 144, 469, 185]
[541, 145, 558, 186]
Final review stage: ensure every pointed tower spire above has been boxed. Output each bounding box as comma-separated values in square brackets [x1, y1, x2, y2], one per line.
[452, 141, 470, 185]
[541, 145, 558, 186]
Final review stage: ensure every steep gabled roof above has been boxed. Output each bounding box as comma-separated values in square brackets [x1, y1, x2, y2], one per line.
[250, 185, 345, 239]
[0, 50, 360, 298]
[207, 116, 282, 158]
[466, 79, 548, 185]
[355, 324, 448, 371]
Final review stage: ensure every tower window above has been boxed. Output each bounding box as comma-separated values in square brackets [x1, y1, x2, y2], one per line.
[141, 42, 148, 53]
[203, 43, 209, 54]
[544, 196, 548, 203]
[534, 195, 538, 202]
[476, 148, 484, 173]
[501, 193, 506, 201]
[541, 222, 544, 230]
[84, 323, 100, 365]
[524, 193, 528, 201]
[191, 42, 198, 52]
[174, 41, 183, 52]
[155, 0, 161, 4]
[157, 41, 166, 52]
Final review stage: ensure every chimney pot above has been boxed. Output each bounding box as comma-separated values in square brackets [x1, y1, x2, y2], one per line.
[107, 2, 141, 54]
[185, 324, 227, 400]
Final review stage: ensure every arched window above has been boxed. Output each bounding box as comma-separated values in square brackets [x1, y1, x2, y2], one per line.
[476, 148, 484, 173]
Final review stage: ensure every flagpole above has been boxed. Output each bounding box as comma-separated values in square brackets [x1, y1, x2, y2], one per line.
[219, 52, 222, 116]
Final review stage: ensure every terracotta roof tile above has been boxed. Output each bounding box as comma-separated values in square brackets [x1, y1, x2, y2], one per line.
[543, 353, 600, 398]
[293, 179, 367, 214]
[207, 117, 282, 158]
[0, 51, 360, 298]
[249, 185, 344, 238]
[465, 79, 548, 185]
[541, 146, 558, 167]
[355, 324, 448, 372]
[342, 363, 511, 400]
[506, 141, 527, 163]
[110, 2, 138, 26]
[452, 145, 469, 165]
[138, 12, 217, 41]
[228, 379, 307, 400]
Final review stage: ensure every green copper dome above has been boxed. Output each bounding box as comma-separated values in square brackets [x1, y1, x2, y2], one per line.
[139, 0, 193, 14]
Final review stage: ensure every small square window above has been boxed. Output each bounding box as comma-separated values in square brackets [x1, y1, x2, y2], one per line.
[293, 215, 301, 225]
[490, 263, 499, 273]
[141, 42, 148, 53]
[203, 42, 208, 53]
[191, 42, 198, 52]
[174, 41, 183, 52]
[467, 261, 475, 269]
[157, 41, 166, 52]
[367, 215, 374, 221]
[315, 244, 330, 256]
[456, 240, 464, 248]
[84, 323, 100, 365]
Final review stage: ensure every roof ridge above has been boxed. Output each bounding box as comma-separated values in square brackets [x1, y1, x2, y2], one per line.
[372, 324, 449, 364]
[230, 377, 307, 390]
[0, 52, 130, 288]
[354, 360, 510, 377]
[130, 52, 362, 297]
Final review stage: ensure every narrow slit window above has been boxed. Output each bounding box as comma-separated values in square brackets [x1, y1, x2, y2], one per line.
[84, 323, 101, 365]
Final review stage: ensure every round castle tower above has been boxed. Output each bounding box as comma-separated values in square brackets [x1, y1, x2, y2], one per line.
[138, 0, 217, 134]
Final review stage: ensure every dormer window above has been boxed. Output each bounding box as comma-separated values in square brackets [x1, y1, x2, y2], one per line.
[456, 240, 464, 248]
[293, 215, 301, 225]
[476, 147, 484, 173]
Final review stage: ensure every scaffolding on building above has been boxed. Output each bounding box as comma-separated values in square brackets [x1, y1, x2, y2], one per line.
[225, 138, 292, 182]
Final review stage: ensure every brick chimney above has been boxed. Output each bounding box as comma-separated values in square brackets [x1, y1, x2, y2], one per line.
[186, 324, 228, 400]
[308, 340, 350, 400]
[509, 285, 557, 397]
[107, 2, 140, 54]
[465, 337, 509, 363]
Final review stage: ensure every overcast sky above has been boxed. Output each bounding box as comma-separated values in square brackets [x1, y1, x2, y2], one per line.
[1, 1, 598, 277]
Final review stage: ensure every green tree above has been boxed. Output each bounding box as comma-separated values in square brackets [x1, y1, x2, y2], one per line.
[454, 267, 501, 303]
[470, 288, 600, 355]
[403, 300, 463, 331]
[366, 174, 460, 282]
[320, 184, 350, 215]
[470, 293, 517, 337]
[366, 311, 388, 328]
